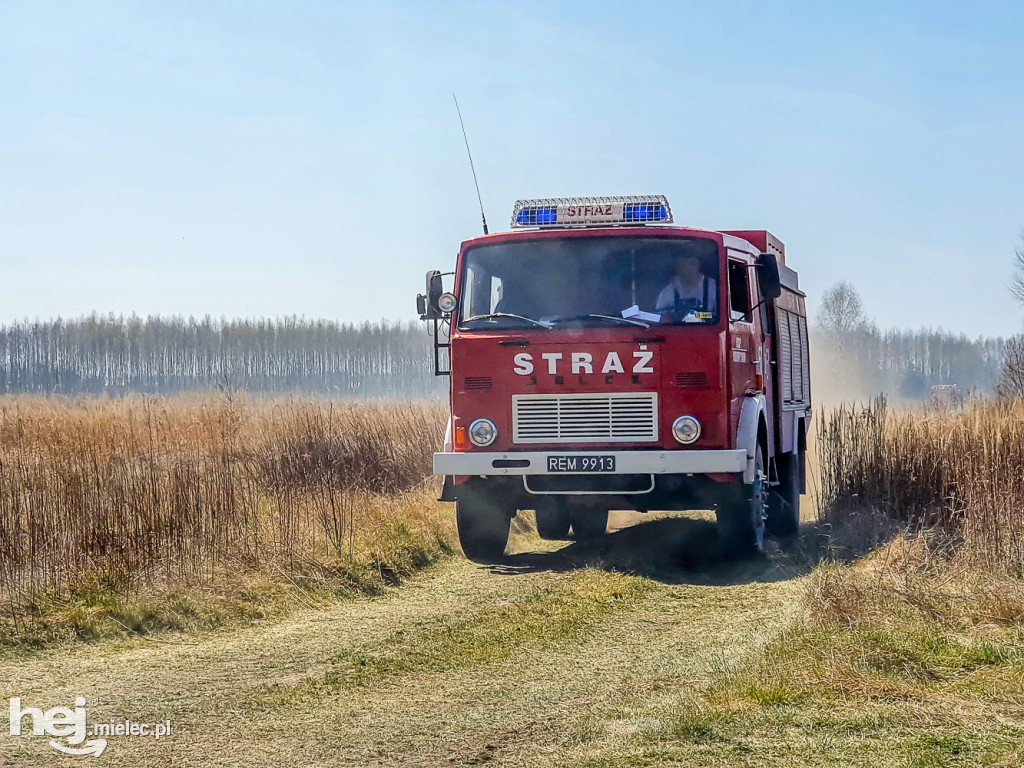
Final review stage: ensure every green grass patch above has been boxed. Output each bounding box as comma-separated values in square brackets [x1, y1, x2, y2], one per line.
[270, 570, 655, 700]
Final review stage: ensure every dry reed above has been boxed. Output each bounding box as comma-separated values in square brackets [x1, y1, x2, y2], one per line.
[0, 393, 449, 639]
[816, 396, 1024, 573]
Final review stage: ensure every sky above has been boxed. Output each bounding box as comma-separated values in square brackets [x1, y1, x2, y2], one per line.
[2, 1, 1023, 338]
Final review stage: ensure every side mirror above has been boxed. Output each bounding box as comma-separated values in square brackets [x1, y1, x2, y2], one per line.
[417, 270, 444, 320]
[418, 270, 453, 376]
[755, 253, 782, 300]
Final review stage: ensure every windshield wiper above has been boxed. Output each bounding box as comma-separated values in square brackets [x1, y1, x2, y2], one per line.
[461, 313, 553, 329]
[553, 313, 651, 329]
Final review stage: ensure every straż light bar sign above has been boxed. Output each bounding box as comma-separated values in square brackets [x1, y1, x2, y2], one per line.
[511, 195, 673, 228]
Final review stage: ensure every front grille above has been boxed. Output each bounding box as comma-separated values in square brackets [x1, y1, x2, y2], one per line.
[675, 372, 708, 387]
[512, 392, 658, 444]
[464, 376, 492, 391]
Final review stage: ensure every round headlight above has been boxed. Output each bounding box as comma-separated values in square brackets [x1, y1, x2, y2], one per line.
[438, 292, 457, 313]
[672, 415, 701, 445]
[468, 418, 497, 447]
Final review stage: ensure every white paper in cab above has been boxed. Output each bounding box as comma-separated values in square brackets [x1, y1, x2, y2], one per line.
[621, 305, 661, 323]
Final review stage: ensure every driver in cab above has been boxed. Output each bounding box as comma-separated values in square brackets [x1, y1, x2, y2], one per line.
[655, 254, 717, 320]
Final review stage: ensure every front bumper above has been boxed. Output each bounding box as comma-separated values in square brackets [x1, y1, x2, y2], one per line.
[433, 449, 747, 477]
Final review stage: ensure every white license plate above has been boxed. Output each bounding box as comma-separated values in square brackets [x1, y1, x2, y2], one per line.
[546, 455, 616, 472]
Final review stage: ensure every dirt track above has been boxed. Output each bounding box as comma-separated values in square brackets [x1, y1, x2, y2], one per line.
[0, 513, 809, 767]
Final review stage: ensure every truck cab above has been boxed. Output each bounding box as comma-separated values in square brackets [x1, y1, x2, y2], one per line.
[418, 195, 810, 562]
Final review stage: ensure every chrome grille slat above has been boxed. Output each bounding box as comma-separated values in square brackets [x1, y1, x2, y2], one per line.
[512, 392, 658, 444]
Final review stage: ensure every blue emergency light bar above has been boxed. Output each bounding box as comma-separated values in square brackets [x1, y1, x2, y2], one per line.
[511, 195, 673, 228]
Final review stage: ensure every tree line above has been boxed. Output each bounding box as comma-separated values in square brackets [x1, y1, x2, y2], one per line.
[815, 234, 1024, 400]
[0, 301, 1012, 401]
[814, 281, 1009, 400]
[0, 316, 443, 397]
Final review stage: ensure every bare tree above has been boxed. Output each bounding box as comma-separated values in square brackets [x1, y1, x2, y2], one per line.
[817, 281, 866, 335]
[1012, 233, 1024, 306]
[998, 234, 1024, 398]
[997, 337, 1024, 398]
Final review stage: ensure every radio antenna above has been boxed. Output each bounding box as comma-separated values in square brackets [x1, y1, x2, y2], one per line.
[453, 93, 488, 235]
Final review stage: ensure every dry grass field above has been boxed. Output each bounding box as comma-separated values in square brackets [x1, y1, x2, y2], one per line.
[1, 395, 1023, 767]
[0, 394, 453, 645]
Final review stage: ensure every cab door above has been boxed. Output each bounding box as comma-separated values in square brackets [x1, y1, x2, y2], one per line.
[727, 257, 758, 414]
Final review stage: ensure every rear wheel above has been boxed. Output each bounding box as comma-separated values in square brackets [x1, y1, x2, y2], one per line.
[535, 498, 571, 540]
[570, 508, 609, 540]
[716, 444, 767, 557]
[456, 488, 513, 563]
[767, 450, 803, 537]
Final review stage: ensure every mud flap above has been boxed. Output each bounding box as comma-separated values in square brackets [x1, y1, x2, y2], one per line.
[438, 475, 457, 502]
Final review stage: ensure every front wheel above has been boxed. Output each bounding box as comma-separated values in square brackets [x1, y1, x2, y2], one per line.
[716, 444, 767, 557]
[456, 488, 513, 563]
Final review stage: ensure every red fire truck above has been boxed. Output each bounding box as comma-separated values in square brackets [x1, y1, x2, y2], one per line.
[417, 195, 811, 562]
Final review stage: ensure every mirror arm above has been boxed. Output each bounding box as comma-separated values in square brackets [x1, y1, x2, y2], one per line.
[750, 296, 772, 315]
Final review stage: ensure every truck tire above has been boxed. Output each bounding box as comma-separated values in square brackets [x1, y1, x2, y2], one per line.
[534, 498, 571, 540]
[716, 444, 767, 557]
[456, 489, 512, 563]
[767, 450, 803, 537]
[570, 508, 608, 540]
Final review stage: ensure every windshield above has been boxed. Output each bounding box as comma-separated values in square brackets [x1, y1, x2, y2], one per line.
[458, 236, 720, 330]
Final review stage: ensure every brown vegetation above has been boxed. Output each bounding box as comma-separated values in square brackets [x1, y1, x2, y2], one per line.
[816, 396, 1024, 573]
[0, 394, 450, 643]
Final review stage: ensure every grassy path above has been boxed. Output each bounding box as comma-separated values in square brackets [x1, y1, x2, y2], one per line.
[0, 513, 810, 767]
